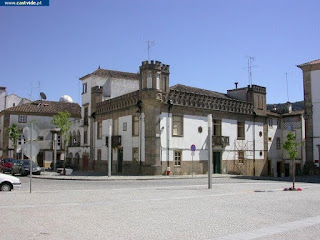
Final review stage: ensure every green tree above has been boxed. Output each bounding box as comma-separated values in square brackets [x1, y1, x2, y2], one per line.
[283, 132, 301, 189]
[6, 123, 22, 159]
[51, 111, 71, 175]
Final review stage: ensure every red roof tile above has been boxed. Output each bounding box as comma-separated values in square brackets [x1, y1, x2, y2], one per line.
[297, 59, 320, 67]
[2, 100, 81, 118]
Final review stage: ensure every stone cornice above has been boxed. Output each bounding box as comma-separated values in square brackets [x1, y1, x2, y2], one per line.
[163, 89, 254, 114]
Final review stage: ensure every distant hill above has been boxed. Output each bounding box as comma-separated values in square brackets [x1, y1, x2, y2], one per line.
[267, 101, 304, 114]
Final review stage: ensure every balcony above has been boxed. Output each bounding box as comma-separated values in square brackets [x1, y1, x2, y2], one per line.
[212, 136, 229, 147]
[105, 135, 122, 148]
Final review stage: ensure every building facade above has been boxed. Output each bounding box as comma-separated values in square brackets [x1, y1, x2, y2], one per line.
[0, 100, 81, 168]
[298, 59, 320, 171]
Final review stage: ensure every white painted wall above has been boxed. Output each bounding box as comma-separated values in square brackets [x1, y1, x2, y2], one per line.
[311, 70, 320, 166]
[160, 113, 264, 163]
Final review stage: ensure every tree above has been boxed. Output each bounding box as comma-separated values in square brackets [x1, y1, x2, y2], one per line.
[6, 123, 22, 159]
[51, 111, 71, 175]
[283, 132, 301, 189]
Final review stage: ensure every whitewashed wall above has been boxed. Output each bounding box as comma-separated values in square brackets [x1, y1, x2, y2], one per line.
[160, 113, 264, 163]
[311, 70, 320, 166]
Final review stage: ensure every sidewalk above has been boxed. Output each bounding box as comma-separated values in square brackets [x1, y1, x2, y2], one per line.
[32, 170, 234, 181]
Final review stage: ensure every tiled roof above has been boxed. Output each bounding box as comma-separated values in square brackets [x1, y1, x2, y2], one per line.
[2, 100, 81, 118]
[297, 59, 320, 67]
[80, 68, 140, 80]
[170, 84, 230, 99]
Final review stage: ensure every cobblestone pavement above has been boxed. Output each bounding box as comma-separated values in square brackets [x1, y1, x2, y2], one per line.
[1, 175, 320, 240]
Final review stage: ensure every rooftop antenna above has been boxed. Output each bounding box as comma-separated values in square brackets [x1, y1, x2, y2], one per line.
[247, 56, 255, 86]
[146, 40, 155, 62]
[286, 72, 289, 102]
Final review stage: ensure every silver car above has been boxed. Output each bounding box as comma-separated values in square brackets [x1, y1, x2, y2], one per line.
[0, 173, 21, 191]
[11, 160, 41, 176]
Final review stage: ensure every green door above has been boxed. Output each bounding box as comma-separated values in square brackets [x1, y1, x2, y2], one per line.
[213, 152, 221, 174]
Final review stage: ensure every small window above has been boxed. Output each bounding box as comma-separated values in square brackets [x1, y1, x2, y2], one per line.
[84, 107, 88, 125]
[276, 137, 281, 149]
[213, 120, 221, 136]
[198, 126, 203, 133]
[18, 135, 25, 145]
[258, 95, 263, 110]
[173, 115, 183, 136]
[237, 122, 245, 139]
[259, 131, 262, 137]
[238, 151, 244, 164]
[97, 149, 101, 161]
[277, 119, 281, 129]
[123, 122, 127, 132]
[84, 130, 88, 144]
[268, 118, 273, 127]
[18, 115, 27, 123]
[147, 72, 152, 89]
[38, 136, 44, 141]
[82, 83, 87, 94]
[13, 103, 16, 107]
[259, 151, 263, 156]
[156, 73, 160, 90]
[174, 150, 182, 166]
[97, 122, 102, 139]
[133, 116, 139, 136]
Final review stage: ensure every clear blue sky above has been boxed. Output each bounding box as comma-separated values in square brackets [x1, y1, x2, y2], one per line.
[1, 0, 319, 104]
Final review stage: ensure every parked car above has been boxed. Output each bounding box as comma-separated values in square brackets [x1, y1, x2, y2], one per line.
[0, 172, 21, 191]
[50, 160, 73, 170]
[11, 160, 41, 176]
[0, 158, 15, 173]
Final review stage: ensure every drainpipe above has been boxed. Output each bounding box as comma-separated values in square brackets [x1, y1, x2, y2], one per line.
[253, 111, 257, 176]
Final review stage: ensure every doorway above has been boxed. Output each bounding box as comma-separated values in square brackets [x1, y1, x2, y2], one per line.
[277, 162, 281, 177]
[83, 155, 89, 171]
[213, 151, 221, 174]
[118, 148, 123, 173]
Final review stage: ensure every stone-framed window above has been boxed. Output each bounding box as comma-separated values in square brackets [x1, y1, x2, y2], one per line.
[172, 115, 183, 136]
[97, 121, 102, 139]
[133, 116, 139, 136]
[276, 137, 281, 149]
[133, 148, 139, 162]
[113, 119, 118, 135]
[147, 72, 152, 89]
[238, 150, 244, 164]
[97, 149, 101, 161]
[268, 118, 273, 127]
[237, 121, 245, 140]
[84, 130, 88, 144]
[82, 83, 87, 94]
[277, 119, 281, 129]
[18, 115, 27, 123]
[174, 150, 182, 166]
[18, 135, 25, 145]
[213, 119, 221, 136]
[258, 95, 263, 110]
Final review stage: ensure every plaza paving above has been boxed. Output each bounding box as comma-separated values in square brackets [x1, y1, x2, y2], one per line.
[1, 174, 320, 240]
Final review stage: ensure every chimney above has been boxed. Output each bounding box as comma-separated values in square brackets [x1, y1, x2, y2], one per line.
[234, 82, 238, 89]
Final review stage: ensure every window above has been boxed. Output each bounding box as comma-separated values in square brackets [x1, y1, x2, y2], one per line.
[133, 116, 139, 136]
[133, 148, 139, 162]
[277, 119, 281, 129]
[84, 107, 88, 125]
[174, 150, 182, 166]
[13, 103, 16, 107]
[113, 119, 118, 135]
[123, 122, 127, 131]
[156, 73, 160, 90]
[163, 76, 167, 92]
[173, 115, 183, 136]
[82, 83, 87, 94]
[268, 118, 273, 127]
[238, 151, 244, 164]
[18, 115, 27, 123]
[97, 122, 102, 139]
[97, 149, 101, 161]
[147, 72, 152, 89]
[84, 130, 88, 144]
[276, 137, 281, 149]
[213, 120, 221, 136]
[38, 136, 44, 141]
[237, 122, 245, 139]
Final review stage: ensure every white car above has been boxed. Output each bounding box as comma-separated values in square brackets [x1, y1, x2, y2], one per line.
[0, 173, 21, 191]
